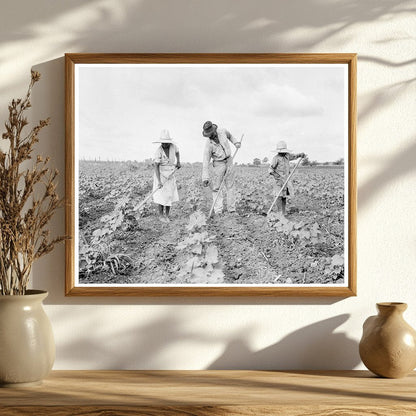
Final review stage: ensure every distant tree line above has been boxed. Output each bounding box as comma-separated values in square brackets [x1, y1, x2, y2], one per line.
[250, 156, 344, 166]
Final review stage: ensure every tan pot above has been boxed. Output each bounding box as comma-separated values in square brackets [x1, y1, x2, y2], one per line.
[0, 290, 55, 387]
[359, 302, 416, 378]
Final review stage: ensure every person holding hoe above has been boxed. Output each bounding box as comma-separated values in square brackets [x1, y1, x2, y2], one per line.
[269, 140, 305, 217]
[153, 129, 181, 223]
[201, 121, 241, 215]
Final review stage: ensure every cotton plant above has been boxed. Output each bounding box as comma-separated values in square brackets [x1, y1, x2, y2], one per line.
[176, 210, 224, 284]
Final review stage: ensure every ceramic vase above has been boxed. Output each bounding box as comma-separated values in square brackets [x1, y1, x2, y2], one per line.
[359, 302, 416, 378]
[0, 290, 55, 387]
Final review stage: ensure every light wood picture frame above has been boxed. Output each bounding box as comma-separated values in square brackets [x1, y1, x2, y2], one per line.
[65, 53, 357, 296]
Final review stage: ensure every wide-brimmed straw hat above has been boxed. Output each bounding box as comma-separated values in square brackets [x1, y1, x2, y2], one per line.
[202, 120, 217, 137]
[153, 129, 175, 144]
[272, 140, 292, 153]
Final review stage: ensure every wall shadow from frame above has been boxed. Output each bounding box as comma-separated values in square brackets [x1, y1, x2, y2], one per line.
[32, 56, 355, 304]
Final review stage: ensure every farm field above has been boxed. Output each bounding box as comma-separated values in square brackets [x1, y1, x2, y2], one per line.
[78, 161, 345, 285]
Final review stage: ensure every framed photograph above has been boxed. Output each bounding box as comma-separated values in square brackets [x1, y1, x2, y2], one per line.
[65, 53, 356, 296]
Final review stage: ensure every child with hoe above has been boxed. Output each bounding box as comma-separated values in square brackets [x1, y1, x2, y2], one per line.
[269, 140, 305, 216]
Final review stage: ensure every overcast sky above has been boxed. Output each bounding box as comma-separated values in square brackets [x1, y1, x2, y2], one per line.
[77, 63, 347, 163]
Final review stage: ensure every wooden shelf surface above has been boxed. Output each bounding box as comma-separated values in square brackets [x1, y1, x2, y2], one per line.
[1, 370, 415, 415]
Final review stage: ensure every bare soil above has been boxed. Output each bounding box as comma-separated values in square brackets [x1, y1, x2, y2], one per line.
[78, 163, 344, 285]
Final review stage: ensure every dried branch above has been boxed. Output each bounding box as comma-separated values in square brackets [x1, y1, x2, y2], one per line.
[0, 71, 66, 295]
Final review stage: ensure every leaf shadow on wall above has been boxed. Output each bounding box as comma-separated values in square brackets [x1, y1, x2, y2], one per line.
[0, 0, 413, 97]
[52, 308, 359, 370]
[207, 314, 360, 370]
[358, 138, 416, 210]
[27, 1, 416, 304]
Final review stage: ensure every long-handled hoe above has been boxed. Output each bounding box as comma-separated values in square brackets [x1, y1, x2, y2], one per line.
[133, 167, 179, 214]
[208, 134, 244, 219]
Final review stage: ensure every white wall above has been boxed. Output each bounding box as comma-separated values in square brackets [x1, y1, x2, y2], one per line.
[1, 0, 415, 370]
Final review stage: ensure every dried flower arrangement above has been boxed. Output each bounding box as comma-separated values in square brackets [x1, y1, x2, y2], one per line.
[0, 71, 65, 295]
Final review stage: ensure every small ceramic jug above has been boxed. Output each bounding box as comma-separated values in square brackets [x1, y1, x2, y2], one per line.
[359, 302, 416, 378]
[0, 290, 55, 387]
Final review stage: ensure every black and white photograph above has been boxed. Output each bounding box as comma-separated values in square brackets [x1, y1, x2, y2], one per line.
[66, 54, 356, 296]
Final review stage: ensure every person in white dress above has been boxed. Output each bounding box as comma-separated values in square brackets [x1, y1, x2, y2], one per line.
[152, 130, 181, 222]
